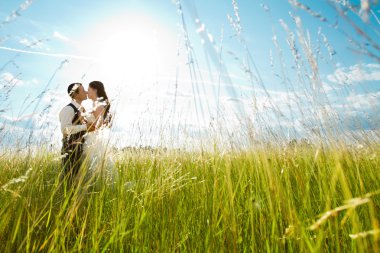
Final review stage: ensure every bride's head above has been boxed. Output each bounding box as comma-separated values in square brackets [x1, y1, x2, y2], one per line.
[88, 81, 112, 122]
[88, 81, 108, 102]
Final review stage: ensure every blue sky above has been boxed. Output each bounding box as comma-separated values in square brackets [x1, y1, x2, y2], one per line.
[0, 0, 379, 148]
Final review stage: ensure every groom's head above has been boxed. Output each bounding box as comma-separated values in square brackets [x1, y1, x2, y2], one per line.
[67, 83, 87, 102]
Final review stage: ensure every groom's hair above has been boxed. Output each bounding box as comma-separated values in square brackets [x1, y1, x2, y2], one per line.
[67, 83, 82, 98]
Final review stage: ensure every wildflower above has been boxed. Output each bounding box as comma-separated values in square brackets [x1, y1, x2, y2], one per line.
[53, 153, 68, 161]
[1, 167, 33, 191]
[349, 229, 380, 239]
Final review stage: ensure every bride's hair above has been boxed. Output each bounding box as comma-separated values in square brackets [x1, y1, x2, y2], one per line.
[89, 81, 111, 123]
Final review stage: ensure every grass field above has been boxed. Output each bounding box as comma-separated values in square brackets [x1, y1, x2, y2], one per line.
[0, 0, 379, 252]
[0, 143, 379, 252]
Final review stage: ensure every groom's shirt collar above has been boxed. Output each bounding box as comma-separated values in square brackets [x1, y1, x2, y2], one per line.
[71, 99, 81, 109]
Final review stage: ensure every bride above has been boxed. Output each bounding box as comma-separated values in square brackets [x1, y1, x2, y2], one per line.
[82, 81, 115, 180]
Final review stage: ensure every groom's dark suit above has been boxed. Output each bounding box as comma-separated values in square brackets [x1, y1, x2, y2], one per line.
[59, 101, 87, 180]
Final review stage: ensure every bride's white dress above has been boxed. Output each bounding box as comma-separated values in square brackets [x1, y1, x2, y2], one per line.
[82, 111, 116, 181]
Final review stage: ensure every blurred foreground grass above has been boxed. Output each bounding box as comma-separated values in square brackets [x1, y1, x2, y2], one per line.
[0, 143, 379, 252]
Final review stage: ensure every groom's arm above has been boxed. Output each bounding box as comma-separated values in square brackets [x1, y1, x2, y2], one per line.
[59, 106, 87, 135]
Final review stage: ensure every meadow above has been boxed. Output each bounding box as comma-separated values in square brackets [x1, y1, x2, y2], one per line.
[1, 0, 380, 252]
[0, 142, 379, 252]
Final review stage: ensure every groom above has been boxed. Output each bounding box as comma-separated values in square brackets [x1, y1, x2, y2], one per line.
[59, 83, 95, 181]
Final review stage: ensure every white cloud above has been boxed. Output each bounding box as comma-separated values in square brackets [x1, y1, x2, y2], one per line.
[1, 73, 40, 87]
[327, 63, 380, 85]
[53, 31, 70, 42]
[1, 72, 24, 86]
[346, 91, 380, 110]
[18, 36, 45, 49]
[0, 113, 36, 123]
[0, 46, 96, 61]
[321, 81, 334, 92]
[30, 78, 39, 85]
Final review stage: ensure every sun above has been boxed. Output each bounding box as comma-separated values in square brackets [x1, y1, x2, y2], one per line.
[97, 24, 158, 83]
[81, 13, 177, 90]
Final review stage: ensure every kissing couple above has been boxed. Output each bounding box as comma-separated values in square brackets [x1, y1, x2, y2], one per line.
[59, 81, 112, 181]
